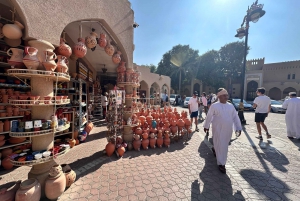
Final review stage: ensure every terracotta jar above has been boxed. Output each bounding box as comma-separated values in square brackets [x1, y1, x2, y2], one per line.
[84, 122, 94, 134]
[42, 51, 57, 72]
[133, 135, 141, 151]
[112, 51, 122, 64]
[149, 133, 156, 148]
[170, 125, 178, 134]
[135, 126, 143, 135]
[0, 121, 3, 133]
[0, 180, 21, 201]
[138, 116, 146, 125]
[142, 137, 149, 150]
[0, 89, 6, 95]
[2, 21, 24, 39]
[105, 41, 115, 56]
[13, 107, 19, 116]
[15, 179, 41, 201]
[164, 131, 170, 148]
[98, 33, 107, 48]
[184, 118, 191, 128]
[72, 38, 87, 58]
[156, 135, 163, 148]
[45, 165, 66, 200]
[2, 157, 13, 170]
[7, 48, 24, 69]
[9, 137, 26, 144]
[117, 61, 126, 73]
[23, 46, 39, 70]
[4, 119, 10, 132]
[28, 39, 55, 65]
[105, 142, 115, 157]
[117, 146, 125, 157]
[85, 29, 98, 49]
[55, 38, 72, 58]
[1, 148, 12, 158]
[56, 55, 69, 73]
[171, 119, 177, 127]
[64, 169, 76, 188]
[177, 118, 185, 127]
[61, 164, 71, 173]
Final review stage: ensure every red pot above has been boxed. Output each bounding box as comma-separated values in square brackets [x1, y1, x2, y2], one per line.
[149, 137, 156, 148]
[117, 146, 125, 157]
[133, 138, 141, 151]
[105, 142, 115, 157]
[2, 157, 13, 170]
[142, 139, 149, 150]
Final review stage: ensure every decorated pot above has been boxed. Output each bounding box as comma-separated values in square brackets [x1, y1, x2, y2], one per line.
[28, 39, 55, 65]
[98, 33, 107, 48]
[156, 136, 163, 148]
[85, 29, 98, 49]
[142, 138, 149, 150]
[164, 131, 170, 148]
[105, 142, 115, 157]
[117, 72, 125, 82]
[105, 41, 115, 56]
[2, 21, 24, 39]
[177, 118, 185, 127]
[64, 169, 76, 188]
[45, 165, 66, 200]
[72, 38, 87, 58]
[15, 179, 41, 201]
[133, 135, 141, 151]
[56, 55, 69, 73]
[23, 46, 39, 70]
[55, 38, 72, 58]
[170, 126, 178, 134]
[112, 51, 122, 64]
[7, 48, 24, 69]
[117, 61, 126, 73]
[0, 180, 21, 201]
[117, 146, 125, 157]
[151, 119, 157, 128]
[149, 133, 156, 148]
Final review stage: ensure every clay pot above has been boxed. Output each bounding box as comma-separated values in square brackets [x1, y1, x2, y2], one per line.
[0, 121, 3, 133]
[117, 61, 126, 73]
[170, 126, 178, 134]
[43, 96, 52, 104]
[156, 136, 163, 148]
[9, 137, 26, 144]
[84, 122, 94, 134]
[105, 142, 115, 157]
[1, 148, 12, 158]
[127, 142, 133, 151]
[112, 51, 122, 64]
[142, 131, 149, 139]
[85, 29, 98, 49]
[42, 51, 57, 71]
[133, 135, 141, 151]
[56, 55, 69, 73]
[105, 41, 115, 56]
[142, 138, 149, 150]
[69, 139, 76, 148]
[98, 33, 107, 48]
[15, 179, 41, 201]
[139, 116, 146, 125]
[149, 133, 156, 148]
[64, 169, 76, 188]
[0, 180, 21, 201]
[2, 21, 24, 39]
[2, 157, 13, 170]
[72, 38, 87, 58]
[7, 48, 24, 69]
[45, 165, 66, 200]
[61, 164, 71, 173]
[184, 118, 191, 127]
[171, 119, 177, 127]
[4, 120, 10, 132]
[135, 126, 143, 135]
[117, 146, 125, 157]
[0, 89, 6, 95]
[23, 46, 39, 70]
[55, 38, 72, 58]
[28, 39, 55, 65]
[13, 108, 19, 116]
[177, 118, 185, 127]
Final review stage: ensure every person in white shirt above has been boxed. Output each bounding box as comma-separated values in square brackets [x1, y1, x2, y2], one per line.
[282, 92, 300, 139]
[101, 92, 108, 119]
[253, 87, 271, 140]
[201, 92, 208, 115]
[188, 91, 200, 131]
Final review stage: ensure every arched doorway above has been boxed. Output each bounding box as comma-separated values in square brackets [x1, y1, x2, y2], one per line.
[246, 81, 258, 101]
[150, 82, 160, 95]
[161, 84, 170, 94]
[139, 80, 149, 98]
[283, 87, 297, 98]
[269, 87, 281, 100]
[193, 83, 200, 94]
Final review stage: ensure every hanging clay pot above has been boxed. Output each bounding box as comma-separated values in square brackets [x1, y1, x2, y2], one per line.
[28, 39, 55, 65]
[2, 157, 13, 170]
[105, 41, 115, 56]
[7, 48, 24, 69]
[64, 169, 76, 188]
[85, 29, 98, 49]
[45, 165, 66, 200]
[105, 142, 115, 157]
[0, 180, 21, 201]
[55, 38, 72, 58]
[23, 46, 40, 70]
[15, 179, 41, 201]
[2, 21, 24, 39]
[4, 38, 21, 47]
[112, 51, 122, 64]
[56, 55, 69, 73]
[72, 38, 87, 58]
[117, 146, 125, 157]
[98, 33, 107, 48]
[133, 135, 141, 151]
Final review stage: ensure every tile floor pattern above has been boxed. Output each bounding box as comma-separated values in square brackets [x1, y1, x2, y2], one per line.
[0, 111, 299, 201]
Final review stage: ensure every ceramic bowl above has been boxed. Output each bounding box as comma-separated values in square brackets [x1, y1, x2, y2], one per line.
[42, 151, 51, 158]
[34, 153, 42, 160]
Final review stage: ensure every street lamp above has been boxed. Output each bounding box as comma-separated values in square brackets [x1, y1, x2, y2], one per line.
[234, 0, 265, 125]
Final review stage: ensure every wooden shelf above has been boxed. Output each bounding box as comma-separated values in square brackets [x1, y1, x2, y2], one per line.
[0, 131, 9, 135]
[0, 140, 30, 150]
[10, 129, 53, 138]
[7, 69, 70, 82]
[55, 131, 72, 137]
[0, 61, 11, 67]
[9, 99, 70, 106]
[0, 83, 30, 88]
[0, 116, 23, 120]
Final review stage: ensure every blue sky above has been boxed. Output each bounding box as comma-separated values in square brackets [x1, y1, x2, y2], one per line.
[130, 0, 300, 66]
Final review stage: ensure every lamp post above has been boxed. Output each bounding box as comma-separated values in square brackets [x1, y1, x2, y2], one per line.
[234, 0, 265, 124]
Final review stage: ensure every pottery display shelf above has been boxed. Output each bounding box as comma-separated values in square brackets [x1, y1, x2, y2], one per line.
[9, 147, 70, 167]
[7, 69, 70, 82]
[9, 99, 70, 106]
[0, 115, 24, 120]
[0, 83, 31, 88]
[117, 82, 140, 87]
[0, 140, 30, 151]
[0, 61, 11, 68]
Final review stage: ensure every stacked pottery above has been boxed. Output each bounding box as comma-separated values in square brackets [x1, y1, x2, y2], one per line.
[56, 55, 69, 73]
[7, 48, 24, 68]
[149, 133, 156, 148]
[142, 131, 149, 150]
[156, 130, 163, 148]
[133, 134, 141, 151]
[28, 40, 55, 68]
[60, 164, 76, 188]
[45, 165, 66, 200]
[98, 33, 107, 48]
[104, 41, 115, 56]
[105, 141, 115, 157]
[112, 51, 122, 64]
[23, 47, 40, 70]
[2, 21, 24, 39]
[15, 179, 41, 201]
[0, 180, 21, 201]
[164, 131, 170, 148]
[72, 38, 87, 58]
[85, 29, 98, 49]
[55, 38, 72, 58]
[1, 157, 13, 170]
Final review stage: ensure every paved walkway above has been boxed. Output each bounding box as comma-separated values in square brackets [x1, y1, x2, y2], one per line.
[0, 109, 299, 201]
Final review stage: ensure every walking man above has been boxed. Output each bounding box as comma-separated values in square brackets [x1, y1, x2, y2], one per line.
[101, 92, 108, 120]
[253, 87, 271, 140]
[203, 88, 242, 173]
[201, 92, 208, 116]
[282, 92, 300, 139]
[188, 91, 200, 132]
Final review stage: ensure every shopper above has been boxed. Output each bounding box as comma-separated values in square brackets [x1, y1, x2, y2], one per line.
[188, 91, 200, 132]
[253, 87, 271, 140]
[203, 88, 242, 173]
[198, 100, 204, 120]
[101, 92, 108, 120]
[201, 92, 208, 116]
[282, 92, 300, 139]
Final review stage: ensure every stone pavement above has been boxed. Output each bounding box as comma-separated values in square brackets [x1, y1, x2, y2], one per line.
[0, 109, 299, 201]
